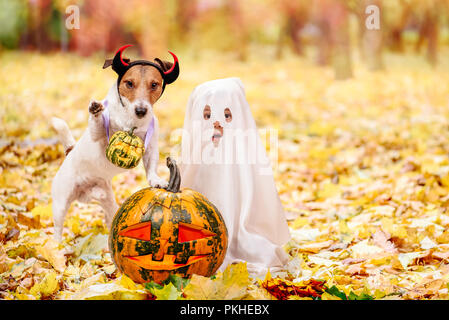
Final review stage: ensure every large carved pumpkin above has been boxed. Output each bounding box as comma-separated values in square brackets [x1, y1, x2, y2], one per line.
[109, 157, 228, 284]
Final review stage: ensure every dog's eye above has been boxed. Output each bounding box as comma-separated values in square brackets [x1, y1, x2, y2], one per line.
[125, 80, 134, 89]
[151, 82, 158, 90]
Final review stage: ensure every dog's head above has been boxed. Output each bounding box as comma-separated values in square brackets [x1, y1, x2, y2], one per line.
[103, 45, 179, 123]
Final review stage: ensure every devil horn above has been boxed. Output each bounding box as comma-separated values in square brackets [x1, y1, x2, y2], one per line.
[163, 51, 180, 85]
[112, 44, 133, 75]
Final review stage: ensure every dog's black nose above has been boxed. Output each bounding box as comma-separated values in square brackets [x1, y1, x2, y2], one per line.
[135, 106, 147, 118]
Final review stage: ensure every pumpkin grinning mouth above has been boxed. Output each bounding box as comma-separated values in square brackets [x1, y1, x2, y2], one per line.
[126, 254, 209, 271]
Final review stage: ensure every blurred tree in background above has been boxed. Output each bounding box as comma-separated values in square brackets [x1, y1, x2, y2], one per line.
[0, 0, 448, 78]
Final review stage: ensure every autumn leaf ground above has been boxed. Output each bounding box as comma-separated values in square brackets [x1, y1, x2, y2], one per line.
[1, 48, 449, 300]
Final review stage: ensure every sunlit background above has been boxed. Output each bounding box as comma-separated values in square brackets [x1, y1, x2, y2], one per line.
[1, 0, 449, 69]
[1, 0, 449, 142]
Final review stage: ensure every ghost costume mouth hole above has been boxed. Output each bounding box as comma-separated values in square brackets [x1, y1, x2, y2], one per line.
[212, 126, 223, 147]
[212, 133, 222, 146]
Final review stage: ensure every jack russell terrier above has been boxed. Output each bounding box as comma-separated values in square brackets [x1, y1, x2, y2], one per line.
[51, 44, 180, 241]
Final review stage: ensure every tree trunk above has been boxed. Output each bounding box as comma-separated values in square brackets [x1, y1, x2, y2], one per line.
[227, 0, 248, 61]
[330, 0, 353, 79]
[426, 11, 439, 66]
[313, 0, 352, 78]
[316, 19, 332, 66]
[416, 5, 439, 66]
[361, 0, 384, 71]
[276, 1, 309, 59]
[288, 16, 306, 55]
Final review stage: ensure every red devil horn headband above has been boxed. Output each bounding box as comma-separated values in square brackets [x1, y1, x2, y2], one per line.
[108, 44, 180, 85]
[163, 51, 179, 84]
[107, 44, 132, 75]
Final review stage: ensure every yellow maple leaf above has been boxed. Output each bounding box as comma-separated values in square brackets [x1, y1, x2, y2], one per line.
[35, 238, 66, 272]
[183, 263, 250, 300]
[321, 292, 342, 300]
[70, 283, 148, 300]
[29, 270, 59, 298]
[31, 204, 53, 220]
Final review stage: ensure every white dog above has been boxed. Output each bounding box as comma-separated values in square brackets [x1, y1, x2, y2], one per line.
[51, 45, 180, 241]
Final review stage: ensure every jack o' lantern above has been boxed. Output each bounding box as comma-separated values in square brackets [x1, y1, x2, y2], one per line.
[109, 157, 228, 284]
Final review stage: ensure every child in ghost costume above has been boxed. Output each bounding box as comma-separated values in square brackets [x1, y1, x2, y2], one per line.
[180, 77, 291, 275]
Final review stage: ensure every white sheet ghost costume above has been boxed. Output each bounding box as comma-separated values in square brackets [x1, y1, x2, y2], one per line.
[180, 78, 291, 275]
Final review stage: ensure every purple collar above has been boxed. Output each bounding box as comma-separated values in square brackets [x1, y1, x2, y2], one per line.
[101, 99, 154, 149]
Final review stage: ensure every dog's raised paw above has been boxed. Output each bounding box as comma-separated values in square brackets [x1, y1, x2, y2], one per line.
[89, 101, 104, 116]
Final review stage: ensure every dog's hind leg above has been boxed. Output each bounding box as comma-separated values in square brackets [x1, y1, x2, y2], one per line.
[96, 184, 119, 229]
[52, 195, 72, 242]
[51, 168, 75, 241]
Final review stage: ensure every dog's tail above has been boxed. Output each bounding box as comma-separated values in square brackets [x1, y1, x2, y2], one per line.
[51, 117, 76, 155]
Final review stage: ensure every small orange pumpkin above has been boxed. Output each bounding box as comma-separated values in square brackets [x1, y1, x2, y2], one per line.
[109, 157, 228, 284]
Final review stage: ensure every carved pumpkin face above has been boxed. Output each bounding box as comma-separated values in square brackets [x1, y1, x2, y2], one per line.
[109, 159, 228, 284]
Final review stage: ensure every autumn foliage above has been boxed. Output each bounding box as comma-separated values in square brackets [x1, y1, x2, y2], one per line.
[2, 0, 449, 301]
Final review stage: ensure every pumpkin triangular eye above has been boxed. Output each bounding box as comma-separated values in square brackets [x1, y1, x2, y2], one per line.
[119, 221, 152, 241]
[178, 222, 216, 243]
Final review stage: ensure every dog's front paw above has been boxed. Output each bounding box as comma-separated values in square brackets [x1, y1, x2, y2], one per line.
[89, 100, 104, 116]
[148, 173, 168, 189]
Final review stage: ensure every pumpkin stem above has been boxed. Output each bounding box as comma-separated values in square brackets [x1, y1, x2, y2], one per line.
[165, 157, 181, 193]
[129, 127, 137, 135]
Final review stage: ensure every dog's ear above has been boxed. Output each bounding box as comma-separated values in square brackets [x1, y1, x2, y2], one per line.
[155, 52, 180, 84]
[103, 58, 130, 69]
[154, 58, 173, 73]
[103, 59, 113, 69]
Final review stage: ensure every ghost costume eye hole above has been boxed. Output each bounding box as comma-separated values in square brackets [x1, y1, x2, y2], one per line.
[224, 108, 232, 122]
[203, 105, 211, 120]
